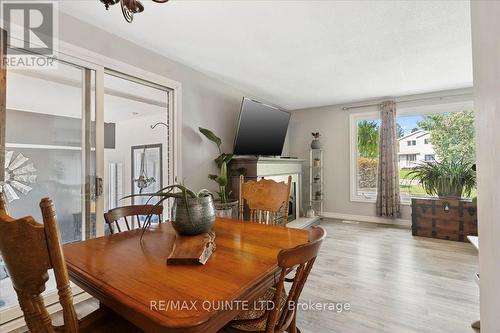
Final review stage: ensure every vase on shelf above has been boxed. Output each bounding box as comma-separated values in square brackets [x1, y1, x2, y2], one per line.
[310, 132, 322, 149]
[306, 206, 315, 218]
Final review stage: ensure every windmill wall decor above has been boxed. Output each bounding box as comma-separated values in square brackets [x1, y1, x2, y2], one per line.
[0, 151, 37, 203]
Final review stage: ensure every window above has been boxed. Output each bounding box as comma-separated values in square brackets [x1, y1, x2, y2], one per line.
[402, 154, 417, 167]
[425, 154, 435, 161]
[350, 103, 475, 203]
[351, 116, 380, 201]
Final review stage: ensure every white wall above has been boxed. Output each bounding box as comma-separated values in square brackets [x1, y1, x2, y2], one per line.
[288, 105, 412, 222]
[471, 2, 500, 332]
[58, 13, 260, 194]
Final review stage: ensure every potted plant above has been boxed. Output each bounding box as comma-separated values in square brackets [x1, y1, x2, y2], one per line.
[407, 159, 477, 241]
[407, 159, 476, 198]
[124, 184, 215, 239]
[199, 127, 239, 218]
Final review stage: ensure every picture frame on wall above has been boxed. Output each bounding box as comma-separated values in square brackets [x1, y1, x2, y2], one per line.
[131, 144, 163, 207]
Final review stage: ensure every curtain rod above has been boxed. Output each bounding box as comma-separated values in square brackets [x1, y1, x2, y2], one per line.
[341, 93, 473, 111]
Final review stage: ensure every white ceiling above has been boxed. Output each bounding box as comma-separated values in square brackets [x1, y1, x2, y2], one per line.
[59, 0, 472, 110]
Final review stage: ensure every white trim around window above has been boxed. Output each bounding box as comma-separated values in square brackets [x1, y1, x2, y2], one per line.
[349, 111, 379, 203]
[349, 95, 474, 205]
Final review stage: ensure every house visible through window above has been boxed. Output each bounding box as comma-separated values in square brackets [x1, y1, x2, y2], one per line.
[351, 107, 475, 203]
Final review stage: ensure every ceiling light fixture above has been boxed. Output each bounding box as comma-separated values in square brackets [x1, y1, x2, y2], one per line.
[100, 0, 169, 23]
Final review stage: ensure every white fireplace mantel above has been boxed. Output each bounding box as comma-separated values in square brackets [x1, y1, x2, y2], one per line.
[229, 157, 306, 222]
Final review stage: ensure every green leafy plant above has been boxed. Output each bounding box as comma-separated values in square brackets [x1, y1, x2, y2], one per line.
[417, 111, 475, 162]
[357, 120, 380, 158]
[407, 159, 476, 198]
[123, 184, 211, 240]
[199, 127, 234, 204]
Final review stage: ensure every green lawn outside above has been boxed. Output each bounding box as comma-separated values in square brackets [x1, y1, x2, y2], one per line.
[400, 184, 427, 197]
[399, 168, 413, 180]
[359, 168, 476, 199]
[398, 168, 477, 198]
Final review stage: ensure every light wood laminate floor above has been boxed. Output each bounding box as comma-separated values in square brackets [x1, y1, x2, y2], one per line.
[296, 220, 479, 333]
[17, 220, 479, 333]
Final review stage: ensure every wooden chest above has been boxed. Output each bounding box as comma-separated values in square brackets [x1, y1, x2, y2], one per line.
[411, 197, 478, 242]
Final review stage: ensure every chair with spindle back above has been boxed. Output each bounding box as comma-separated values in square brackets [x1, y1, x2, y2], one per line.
[104, 204, 163, 234]
[223, 225, 327, 333]
[0, 193, 142, 333]
[239, 175, 292, 226]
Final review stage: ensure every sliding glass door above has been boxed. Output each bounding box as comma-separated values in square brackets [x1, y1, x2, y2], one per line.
[0, 42, 179, 323]
[0, 59, 96, 309]
[103, 71, 172, 233]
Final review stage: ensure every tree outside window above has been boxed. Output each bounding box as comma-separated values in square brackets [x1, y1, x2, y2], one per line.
[355, 110, 476, 201]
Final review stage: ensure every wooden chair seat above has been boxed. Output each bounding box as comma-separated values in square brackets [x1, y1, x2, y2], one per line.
[0, 194, 143, 333]
[226, 288, 287, 332]
[222, 226, 326, 333]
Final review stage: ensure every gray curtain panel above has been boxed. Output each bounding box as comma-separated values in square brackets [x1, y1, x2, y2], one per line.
[376, 101, 401, 217]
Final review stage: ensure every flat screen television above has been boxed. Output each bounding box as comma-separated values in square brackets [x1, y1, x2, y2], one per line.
[233, 98, 290, 156]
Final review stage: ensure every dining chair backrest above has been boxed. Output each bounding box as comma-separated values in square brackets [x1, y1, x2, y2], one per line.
[0, 194, 80, 333]
[266, 226, 326, 333]
[238, 175, 292, 226]
[104, 204, 163, 234]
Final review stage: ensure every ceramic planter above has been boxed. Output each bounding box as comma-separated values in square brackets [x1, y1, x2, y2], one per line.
[171, 196, 216, 235]
[310, 139, 322, 149]
[214, 199, 239, 219]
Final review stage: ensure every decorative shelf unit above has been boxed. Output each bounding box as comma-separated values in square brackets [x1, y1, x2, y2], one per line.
[309, 149, 324, 216]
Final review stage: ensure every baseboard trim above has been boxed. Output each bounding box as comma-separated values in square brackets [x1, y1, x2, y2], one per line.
[321, 211, 411, 227]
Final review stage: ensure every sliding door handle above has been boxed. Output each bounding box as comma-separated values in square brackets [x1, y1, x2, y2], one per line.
[95, 177, 103, 197]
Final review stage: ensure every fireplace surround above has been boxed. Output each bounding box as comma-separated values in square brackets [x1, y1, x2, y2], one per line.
[229, 157, 304, 223]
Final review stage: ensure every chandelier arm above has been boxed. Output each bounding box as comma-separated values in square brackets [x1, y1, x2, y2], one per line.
[100, 0, 169, 22]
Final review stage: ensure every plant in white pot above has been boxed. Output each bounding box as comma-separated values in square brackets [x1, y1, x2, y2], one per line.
[199, 127, 239, 218]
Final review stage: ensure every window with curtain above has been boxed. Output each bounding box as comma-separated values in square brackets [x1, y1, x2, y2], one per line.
[350, 107, 476, 203]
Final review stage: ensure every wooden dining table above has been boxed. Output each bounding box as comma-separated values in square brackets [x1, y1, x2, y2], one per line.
[63, 218, 309, 333]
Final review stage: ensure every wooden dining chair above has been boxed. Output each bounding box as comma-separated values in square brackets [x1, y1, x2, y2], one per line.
[224, 226, 326, 333]
[104, 204, 163, 234]
[239, 175, 292, 226]
[0, 194, 142, 333]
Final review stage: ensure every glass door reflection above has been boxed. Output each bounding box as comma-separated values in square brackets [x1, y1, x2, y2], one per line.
[0, 60, 96, 309]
